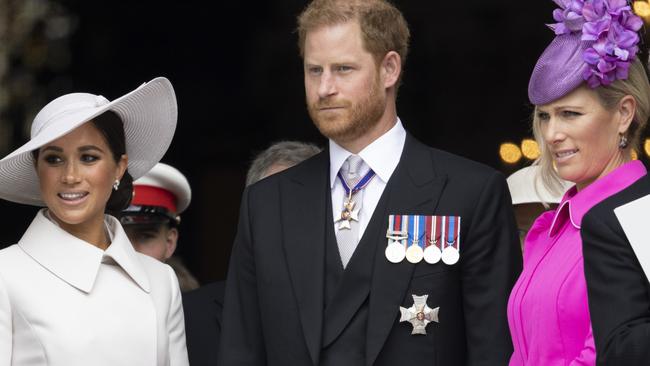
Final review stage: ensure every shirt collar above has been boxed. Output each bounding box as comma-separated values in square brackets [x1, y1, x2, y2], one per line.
[549, 160, 647, 235]
[329, 118, 406, 188]
[18, 209, 151, 293]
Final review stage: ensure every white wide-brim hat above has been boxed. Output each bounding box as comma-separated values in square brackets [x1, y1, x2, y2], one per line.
[0, 77, 177, 206]
[507, 165, 572, 205]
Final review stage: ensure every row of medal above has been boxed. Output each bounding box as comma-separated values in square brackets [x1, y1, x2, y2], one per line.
[385, 214, 461, 265]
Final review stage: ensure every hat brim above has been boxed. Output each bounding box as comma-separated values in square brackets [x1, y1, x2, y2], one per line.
[0, 77, 177, 206]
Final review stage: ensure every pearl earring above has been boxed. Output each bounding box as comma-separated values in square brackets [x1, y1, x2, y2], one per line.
[113, 179, 120, 191]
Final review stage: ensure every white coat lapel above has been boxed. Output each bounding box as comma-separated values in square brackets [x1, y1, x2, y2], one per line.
[19, 210, 104, 293]
[18, 209, 151, 293]
[615, 194, 650, 280]
[103, 216, 151, 293]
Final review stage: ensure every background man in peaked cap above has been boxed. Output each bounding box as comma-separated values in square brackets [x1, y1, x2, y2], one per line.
[219, 0, 522, 364]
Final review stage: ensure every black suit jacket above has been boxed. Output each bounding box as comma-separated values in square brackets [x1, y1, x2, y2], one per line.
[183, 281, 226, 366]
[219, 135, 522, 366]
[582, 173, 650, 365]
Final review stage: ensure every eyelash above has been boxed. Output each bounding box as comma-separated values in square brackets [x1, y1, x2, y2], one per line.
[81, 154, 100, 163]
[42, 154, 100, 165]
[43, 155, 62, 165]
[537, 111, 581, 121]
[561, 111, 581, 118]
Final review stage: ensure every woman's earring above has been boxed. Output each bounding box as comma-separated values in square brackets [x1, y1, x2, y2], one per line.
[619, 134, 629, 149]
[113, 179, 120, 191]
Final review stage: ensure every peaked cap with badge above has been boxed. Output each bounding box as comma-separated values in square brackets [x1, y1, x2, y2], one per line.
[120, 162, 192, 227]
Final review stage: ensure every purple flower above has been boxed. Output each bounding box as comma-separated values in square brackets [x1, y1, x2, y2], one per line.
[550, 0, 642, 88]
[582, 16, 611, 40]
[549, 0, 586, 34]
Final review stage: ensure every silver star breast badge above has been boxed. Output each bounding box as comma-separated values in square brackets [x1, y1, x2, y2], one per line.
[399, 294, 439, 335]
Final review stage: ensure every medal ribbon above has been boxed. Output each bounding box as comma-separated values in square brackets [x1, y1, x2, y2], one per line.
[435, 216, 443, 250]
[408, 215, 417, 248]
[337, 168, 376, 197]
[417, 215, 426, 248]
[446, 216, 458, 249]
[389, 214, 408, 248]
[425, 216, 432, 248]
[407, 215, 427, 249]
[393, 214, 401, 232]
[456, 217, 461, 251]
[401, 215, 409, 247]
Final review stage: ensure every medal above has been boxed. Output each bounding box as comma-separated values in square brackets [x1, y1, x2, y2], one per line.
[399, 294, 440, 335]
[406, 215, 425, 263]
[386, 214, 407, 263]
[334, 167, 375, 231]
[441, 216, 461, 265]
[423, 215, 442, 264]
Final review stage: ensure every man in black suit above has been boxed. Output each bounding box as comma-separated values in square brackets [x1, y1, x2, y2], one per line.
[582, 174, 650, 365]
[219, 0, 522, 365]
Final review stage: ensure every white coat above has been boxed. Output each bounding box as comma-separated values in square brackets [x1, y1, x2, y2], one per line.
[0, 210, 189, 365]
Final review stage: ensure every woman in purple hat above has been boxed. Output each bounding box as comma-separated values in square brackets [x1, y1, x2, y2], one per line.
[507, 0, 650, 365]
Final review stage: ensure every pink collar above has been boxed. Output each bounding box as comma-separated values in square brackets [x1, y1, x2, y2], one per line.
[549, 160, 646, 236]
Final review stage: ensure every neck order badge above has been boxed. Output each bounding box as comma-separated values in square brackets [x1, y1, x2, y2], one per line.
[335, 168, 376, 230]
[386, 215, 461, 265]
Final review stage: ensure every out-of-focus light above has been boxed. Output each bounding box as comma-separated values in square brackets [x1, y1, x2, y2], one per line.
[632, 149, 639, 160]
[634, 1, 650, 20]
[644, 138, 650, 157]
[521, 139, 540, 160]
[499, 142, 522, 164]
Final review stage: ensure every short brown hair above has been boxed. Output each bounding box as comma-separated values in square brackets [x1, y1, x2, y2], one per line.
[297, 0, 410, 66]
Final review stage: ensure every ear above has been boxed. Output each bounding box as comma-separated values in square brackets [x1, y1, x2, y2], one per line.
[617, 95, 636, 134]
[115, 154, 128, 182]
[380, 51, 401, 90]
[163, 227, 178, 260]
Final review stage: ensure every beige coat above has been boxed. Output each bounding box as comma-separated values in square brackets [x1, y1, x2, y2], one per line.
[0, 210, 189, 365]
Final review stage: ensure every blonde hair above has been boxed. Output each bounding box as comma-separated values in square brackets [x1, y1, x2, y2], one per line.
[297, 0, 410, 67]
[532, 58, 650, 196]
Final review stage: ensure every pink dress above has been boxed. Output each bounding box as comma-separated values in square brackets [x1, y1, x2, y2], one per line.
[507, 160, 647, 365]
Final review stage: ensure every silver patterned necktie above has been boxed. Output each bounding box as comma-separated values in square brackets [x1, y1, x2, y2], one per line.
[335, 155, 369, 268]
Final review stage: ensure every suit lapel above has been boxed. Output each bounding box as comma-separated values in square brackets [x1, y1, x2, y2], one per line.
[280, 152, 328, 365]
[366, 136, 447, 365]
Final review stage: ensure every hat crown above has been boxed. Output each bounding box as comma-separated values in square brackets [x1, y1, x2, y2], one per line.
[32, 93, 109, 138]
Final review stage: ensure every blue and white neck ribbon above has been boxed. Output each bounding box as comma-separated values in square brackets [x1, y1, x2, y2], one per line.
[337, 168, 376, 198]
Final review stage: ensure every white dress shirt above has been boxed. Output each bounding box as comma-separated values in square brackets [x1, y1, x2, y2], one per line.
[0, 209, 189, 366]
[330, 118, 406, 242]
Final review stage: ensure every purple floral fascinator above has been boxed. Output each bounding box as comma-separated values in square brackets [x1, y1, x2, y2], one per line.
[528, 0, 643, 105]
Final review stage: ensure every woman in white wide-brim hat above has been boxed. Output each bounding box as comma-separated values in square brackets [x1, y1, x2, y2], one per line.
[0, 77, 189, 366]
